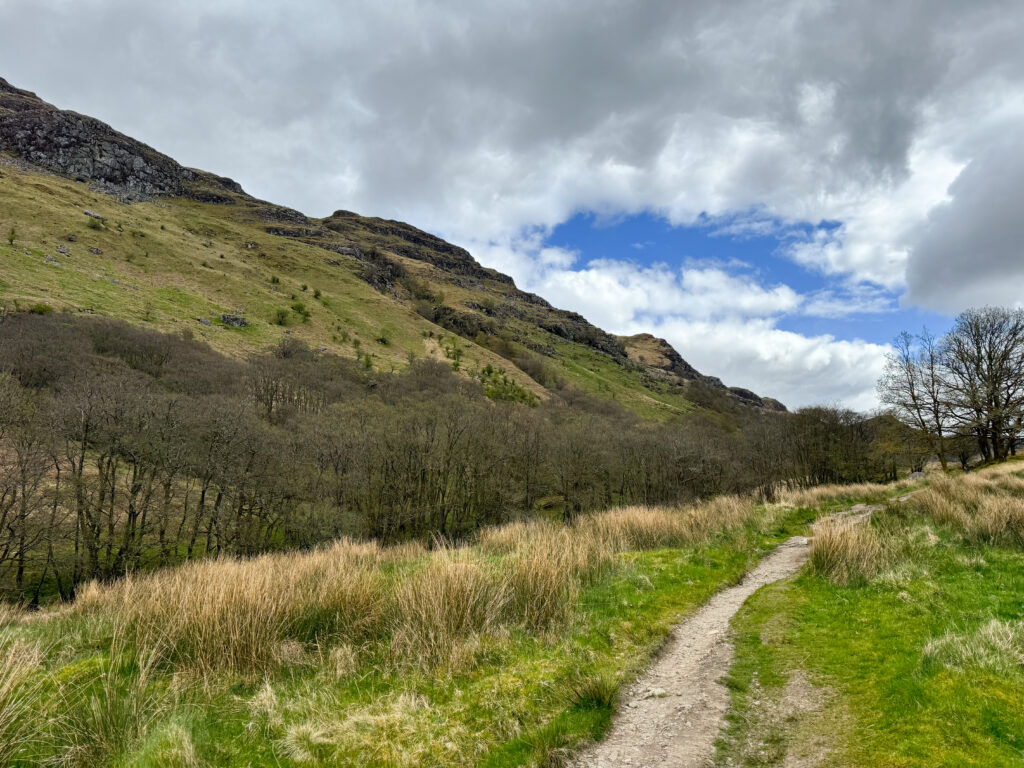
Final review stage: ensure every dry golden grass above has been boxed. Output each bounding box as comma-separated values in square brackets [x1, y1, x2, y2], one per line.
[808, 519, 885, 585]
[912, 463, 1024, 548]
[0, 602, 23, 628]
[0, 638, 43, 765]
[777, 479, 917, 509]
[391, 548, 508, 666]
[973, 495, 1024, 547]
[67, 494, 775, 675]
[75, 539, 389, 675]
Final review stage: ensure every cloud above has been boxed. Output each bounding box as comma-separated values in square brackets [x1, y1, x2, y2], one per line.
[905, 129, 1024, 312]
[642, 318, 889, 413]
[471, 237, 885, 408]
[2, 0, 1022, 406]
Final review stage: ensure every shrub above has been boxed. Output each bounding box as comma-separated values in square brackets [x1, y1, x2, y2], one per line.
[6, 227, 14, 245]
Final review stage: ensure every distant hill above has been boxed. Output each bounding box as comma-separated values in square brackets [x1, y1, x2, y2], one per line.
[0, 76, 782, 418]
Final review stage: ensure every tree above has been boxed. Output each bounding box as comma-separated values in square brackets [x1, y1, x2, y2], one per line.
[941, 307, 1024, 461]
[878, 330, 951, 469]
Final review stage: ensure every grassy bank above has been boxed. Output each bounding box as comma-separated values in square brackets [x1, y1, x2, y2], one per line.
[0, 493, 830, 767]
[717, 461, 1024, 767]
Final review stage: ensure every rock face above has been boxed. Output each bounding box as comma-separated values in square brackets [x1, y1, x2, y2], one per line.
[0, 77, 241, 201]
[618, 333, 786, 411]
[322, 210, 514, 286]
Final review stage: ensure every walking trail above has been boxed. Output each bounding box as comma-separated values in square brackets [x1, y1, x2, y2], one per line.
[571, 503, 887, 768]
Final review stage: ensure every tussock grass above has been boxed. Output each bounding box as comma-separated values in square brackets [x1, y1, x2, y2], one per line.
[392, 548, 509, 667]
[777, 479, 916, 509]
[973, 495, 1024, 547]
[912, 465, 1024, 548]
[923, 619, 1024, 674]
[0, 602, 23, 628]
[65, 496, 769, 677]
[808, 519, 885, 586]
[0, 638, 43, 766]
[75, 539, 388, 675]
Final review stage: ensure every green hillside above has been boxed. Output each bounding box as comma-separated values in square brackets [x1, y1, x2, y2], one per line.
[0, 75, 783, 420]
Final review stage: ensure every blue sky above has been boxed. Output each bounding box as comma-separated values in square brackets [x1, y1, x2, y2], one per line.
[543, 211, 953, 346]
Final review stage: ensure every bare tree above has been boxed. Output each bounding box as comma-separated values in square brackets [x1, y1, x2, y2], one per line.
[878, 330, 951, 469]
[942, 307, 1024, 461]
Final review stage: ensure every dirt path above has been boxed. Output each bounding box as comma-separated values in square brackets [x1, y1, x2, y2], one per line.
[570, 537, 816, 768]
[571, 498, 902, 768]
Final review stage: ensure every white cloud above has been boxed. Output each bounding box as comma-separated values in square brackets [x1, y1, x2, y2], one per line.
[472, 237, 887, 408]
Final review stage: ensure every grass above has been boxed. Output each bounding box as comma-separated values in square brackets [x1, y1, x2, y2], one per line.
[717, 461, 1024, 767]
[806, 517, 884, 586]
[0, 492, 821, 767]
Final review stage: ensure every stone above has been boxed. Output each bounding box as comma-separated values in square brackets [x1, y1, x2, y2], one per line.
[197, 317, 211, 326]
[83, 210, 105, 221]
[220, 313, 247, 328]
[89, 247, 103, 255]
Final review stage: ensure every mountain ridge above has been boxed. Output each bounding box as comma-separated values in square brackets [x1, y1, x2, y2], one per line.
[0, 75, 784, 415]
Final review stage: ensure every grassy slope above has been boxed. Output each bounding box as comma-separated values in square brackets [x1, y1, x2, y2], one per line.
[717, 466, 1024, 767]
[0, 162, 695, 418]
[0, 162, 530, 381]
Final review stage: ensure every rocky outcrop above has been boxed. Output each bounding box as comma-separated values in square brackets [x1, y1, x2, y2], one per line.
[322, 210, 514, 285]
[618, 333, 786, 411]
[0, 77, 241, 201]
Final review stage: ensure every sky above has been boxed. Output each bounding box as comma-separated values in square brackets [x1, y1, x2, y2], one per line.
[2, 0, 1023, 410]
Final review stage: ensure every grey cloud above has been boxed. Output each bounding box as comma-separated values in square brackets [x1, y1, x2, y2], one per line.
[1, 0, 1004, 227]
[905, 129, 1024, 312]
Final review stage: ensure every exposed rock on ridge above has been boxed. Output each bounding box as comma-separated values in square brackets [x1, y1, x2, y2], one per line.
[619, 333, 787, 411]
[0, 77, 240, 200]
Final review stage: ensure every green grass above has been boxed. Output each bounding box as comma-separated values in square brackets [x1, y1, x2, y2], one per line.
[717, 487, 1024, 767]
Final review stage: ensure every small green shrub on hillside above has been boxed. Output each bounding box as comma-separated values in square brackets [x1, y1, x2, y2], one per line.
[6, 227, 14, 245]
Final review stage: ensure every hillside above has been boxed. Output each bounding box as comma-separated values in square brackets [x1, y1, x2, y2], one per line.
[0, 76, 782, 419]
